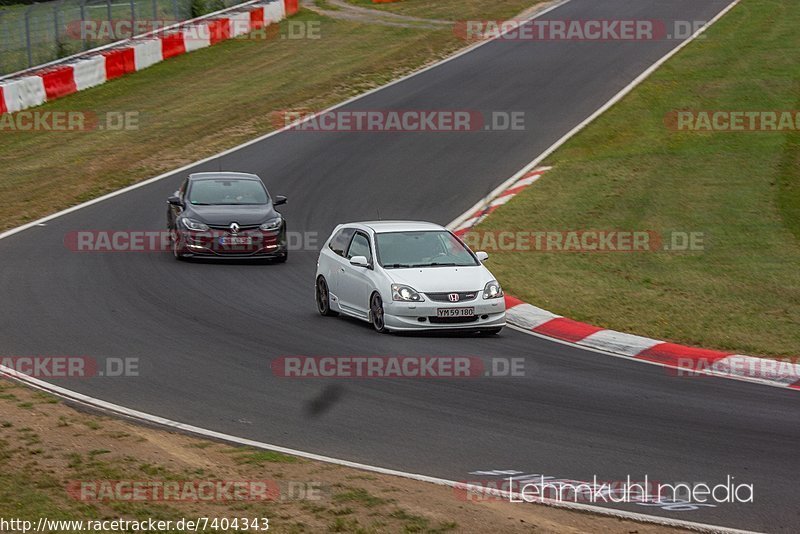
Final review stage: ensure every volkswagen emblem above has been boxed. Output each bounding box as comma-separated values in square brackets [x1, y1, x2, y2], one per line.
[230, 223, 240, 234]
[448, 293, 460, 302]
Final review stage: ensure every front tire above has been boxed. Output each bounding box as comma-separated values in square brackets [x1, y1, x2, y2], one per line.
[316, 276, 338, 317]
[370, 293, 389, 333]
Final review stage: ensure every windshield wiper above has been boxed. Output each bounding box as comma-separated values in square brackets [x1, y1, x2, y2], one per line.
[382, 263, 413, 269]
[412, 262, 463, 267]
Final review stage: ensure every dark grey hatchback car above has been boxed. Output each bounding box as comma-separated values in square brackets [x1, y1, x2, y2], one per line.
[166, 172, 288, 261]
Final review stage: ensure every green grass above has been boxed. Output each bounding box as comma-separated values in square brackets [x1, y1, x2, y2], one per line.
[481, 0, 800, 358]
[0, 1, 539, 231]
[343, 0, 526, 20]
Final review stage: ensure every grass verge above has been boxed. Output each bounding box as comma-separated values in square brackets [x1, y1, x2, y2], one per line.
[480, 0, 800, 358]
[0, 379, 685, 533]
[0, 1, 534, 232]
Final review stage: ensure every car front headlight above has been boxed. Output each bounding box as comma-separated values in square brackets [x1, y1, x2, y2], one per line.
[483, 280, 503, 299]
[260, 215, 282, 231]
[181, 218, 209, 232]
[391, 284, 424, 302]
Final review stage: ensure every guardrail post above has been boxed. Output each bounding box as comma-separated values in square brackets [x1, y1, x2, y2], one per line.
[79, 0, 87, 50]
[25, 4, 34, 68]
[130, 0, 136, 29]
[53, 0, 62, 58]
[0, 11, 5, 74]
[106, 0, 112, 25]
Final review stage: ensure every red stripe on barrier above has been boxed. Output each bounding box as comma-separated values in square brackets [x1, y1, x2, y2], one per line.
[102, 47, 136, 80]
[250, 7, 265, 30]
[504, 295, 525, 309]
[41, 66, 77, 100]
[0, 86, 6, 114]
[636, 343, 731, 367]
[790, 381, 800, 390]
[284, 0, 298, 16]
[160, 32, 186, 60]
[533, 317, 604, 343]
[208, 18, 231, 45]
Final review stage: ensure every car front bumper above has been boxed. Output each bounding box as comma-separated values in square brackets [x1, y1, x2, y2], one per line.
[178, 229, 286, 258]
[382, 298, 506, 331]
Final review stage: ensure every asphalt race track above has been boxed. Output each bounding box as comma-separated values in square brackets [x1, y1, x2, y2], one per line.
[2, 1, 797, 531]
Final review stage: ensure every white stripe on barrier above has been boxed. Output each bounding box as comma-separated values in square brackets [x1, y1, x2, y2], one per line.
[2, 76, 48, 112]
[228, 11, 252, 38]
[576, 330, 662, 358]
[183, 23, 212, 52]
[72, 56, 107, 91]
[265, 0, 285, 23]
[132, 39, 164, 71]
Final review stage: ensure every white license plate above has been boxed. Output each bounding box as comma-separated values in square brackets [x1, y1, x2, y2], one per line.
[220, 236, 252, 245]
[436, 307, 475, 318]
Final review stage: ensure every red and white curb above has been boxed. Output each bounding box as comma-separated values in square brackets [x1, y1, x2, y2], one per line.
[0, 0, 298, 116]
[451, 167, 551, 234]
[452, 166, 800, 392]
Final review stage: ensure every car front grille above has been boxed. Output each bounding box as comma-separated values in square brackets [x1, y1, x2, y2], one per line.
[428, 316, 479, 324]
[425, 291, 478, 303]
[207, 224, 261, 232]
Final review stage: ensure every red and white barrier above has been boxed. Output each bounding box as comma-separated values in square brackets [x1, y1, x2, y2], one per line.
[228, 10, 253, 38]
[264, 0, 285, 24]
[102, 47, 136, 80]
[160, 30, 187, 60]
[40, 66, 77, 100]
[1, 76, 47, 113]
[72, 56, 107, 90]
[184, 23, 212, 52]
[132, 39, 163, 71]
[0, 0, 295, 116]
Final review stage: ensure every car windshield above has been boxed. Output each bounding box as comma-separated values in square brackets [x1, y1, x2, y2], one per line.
[375, 230, 478, 269]
[188, 179, 269, 205]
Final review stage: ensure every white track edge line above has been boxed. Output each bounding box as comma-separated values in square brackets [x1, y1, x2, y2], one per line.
[0, 364, 760, 534]
[0, 0, 571, 242]
[447, 0, 741, 232]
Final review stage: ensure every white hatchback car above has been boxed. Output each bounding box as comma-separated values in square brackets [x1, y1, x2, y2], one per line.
[315, 221, 506, 334]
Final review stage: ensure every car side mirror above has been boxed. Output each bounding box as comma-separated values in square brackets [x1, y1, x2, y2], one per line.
[350, 255, 369, 268]
[167, 195, 183, 207]
[476, 251, 489, 262]
[273, 195, 287, 206]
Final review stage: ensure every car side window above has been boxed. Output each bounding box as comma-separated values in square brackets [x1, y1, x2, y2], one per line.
[329, 228, 356, 257]
[347, 232, 372, 262]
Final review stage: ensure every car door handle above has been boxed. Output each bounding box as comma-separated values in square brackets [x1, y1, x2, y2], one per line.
[339, 267, 346, 272]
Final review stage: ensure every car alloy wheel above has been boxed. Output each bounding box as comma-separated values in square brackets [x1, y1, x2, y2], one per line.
[316, 276, 338, 317]
[370, 293, 387, 333]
